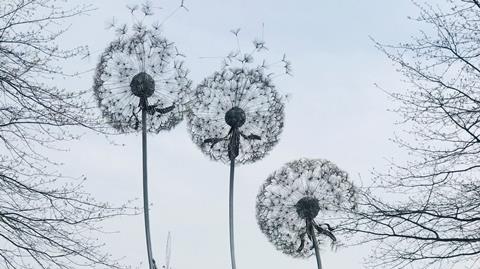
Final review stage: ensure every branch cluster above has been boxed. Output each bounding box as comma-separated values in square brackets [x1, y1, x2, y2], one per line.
[0, 1, 132, 268]
[346, 1, 480, 268]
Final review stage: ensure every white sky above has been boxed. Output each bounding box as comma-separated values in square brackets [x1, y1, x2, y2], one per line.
[49, 0, 439, 268]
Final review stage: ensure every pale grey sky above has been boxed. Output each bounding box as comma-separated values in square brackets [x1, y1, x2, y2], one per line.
[50, 0, 438, 268]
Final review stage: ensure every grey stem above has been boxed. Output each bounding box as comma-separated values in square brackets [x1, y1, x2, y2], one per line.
[310, 223, 323, 269]
[142, 106, 154, 269]
[229, 158, 237, 269]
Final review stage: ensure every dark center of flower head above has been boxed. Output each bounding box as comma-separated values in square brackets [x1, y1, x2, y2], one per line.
[130, 72, 155, 98]
[295, 197, 320, 220]
[225, 107, 246, 128]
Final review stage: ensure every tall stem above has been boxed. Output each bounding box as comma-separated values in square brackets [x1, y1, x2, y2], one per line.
[142, 106, 154, 269]
[229, 158, 237, 269]
[310, 223, 323, 269]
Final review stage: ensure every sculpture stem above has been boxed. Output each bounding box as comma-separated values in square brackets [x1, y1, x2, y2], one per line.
[310, 222, 323, 269]
[142, 104, 154, 269]
[229, 158, 237, 269]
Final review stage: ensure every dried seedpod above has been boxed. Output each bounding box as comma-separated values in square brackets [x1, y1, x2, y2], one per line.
[93, 26, 191, 133]
[256, 158, 357, 269]
[92, 5, 192, 269]
[187, 32, 289, 269]
[188, 67, 284, 164]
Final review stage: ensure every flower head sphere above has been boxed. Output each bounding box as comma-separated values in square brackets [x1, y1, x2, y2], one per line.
[93, 24, 192, 133]
[256, 158, 357, 258]
[187, 66, 285, 164]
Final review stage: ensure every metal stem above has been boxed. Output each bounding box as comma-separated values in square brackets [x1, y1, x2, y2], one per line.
[229, 158, 237, 269]
[310, 222, 323, 269]
[142, 105, 154, 269]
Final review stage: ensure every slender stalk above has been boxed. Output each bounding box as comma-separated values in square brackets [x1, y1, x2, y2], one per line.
[229, 158, 237, 269]
[142, 105, 154, 269]
[310, 223, 323, 269]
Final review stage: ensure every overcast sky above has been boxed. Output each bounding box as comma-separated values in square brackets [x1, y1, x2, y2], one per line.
[50, 0, 436, 268]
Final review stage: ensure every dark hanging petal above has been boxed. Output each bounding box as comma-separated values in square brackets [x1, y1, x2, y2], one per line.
[297, 232, 306, 252]
[156, 104, 175, 114]
[240, 132, 261, 141]
[314, 223, 337, 242]
[203, 137, 226, 149]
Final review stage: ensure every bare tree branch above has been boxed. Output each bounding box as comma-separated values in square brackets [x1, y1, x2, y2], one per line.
[342, 1, 480, 268]
[0, 1, 133, 268]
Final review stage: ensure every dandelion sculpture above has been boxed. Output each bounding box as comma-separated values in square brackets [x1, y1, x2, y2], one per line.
[256, 158, 357, 269]
[187, 37, 287, 269]
[93, 16, 192, 269]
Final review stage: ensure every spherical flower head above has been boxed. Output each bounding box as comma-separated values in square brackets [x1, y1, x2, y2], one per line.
[187, 66, 285, 164]
[256, 158, 357, 258]
[93, 25, 192, 133]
